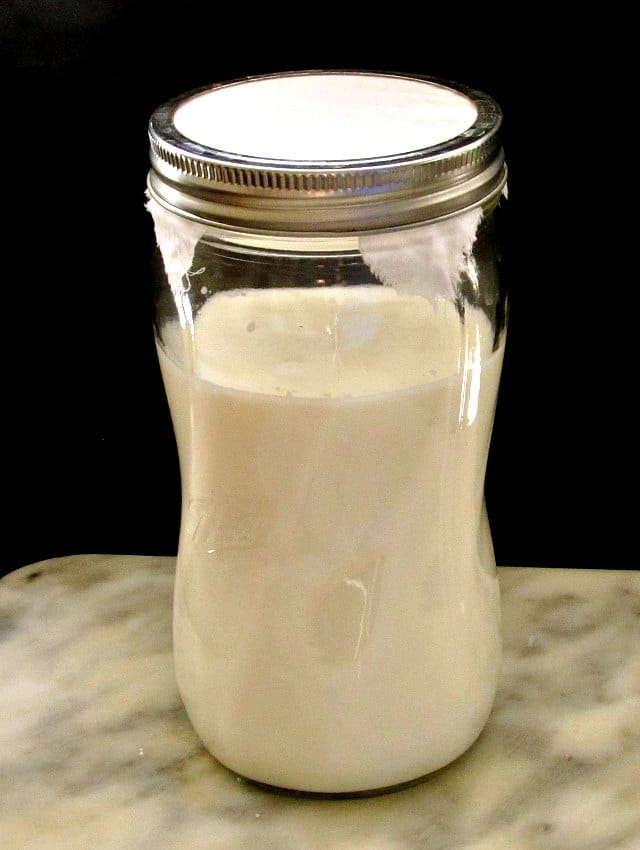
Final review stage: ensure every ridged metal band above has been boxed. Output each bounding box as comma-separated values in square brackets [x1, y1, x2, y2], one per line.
[148, 71, 506, 233]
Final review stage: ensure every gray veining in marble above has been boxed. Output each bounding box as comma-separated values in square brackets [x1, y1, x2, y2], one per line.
[1, 556, 639, 849]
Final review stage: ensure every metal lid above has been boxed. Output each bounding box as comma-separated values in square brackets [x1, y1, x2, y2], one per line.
[147, 71, 506, 234]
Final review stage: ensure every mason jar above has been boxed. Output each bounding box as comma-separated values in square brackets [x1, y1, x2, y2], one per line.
[146, 71, 508, 795]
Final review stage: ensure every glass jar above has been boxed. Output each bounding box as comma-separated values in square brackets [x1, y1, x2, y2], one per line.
[146, 71, 508, 795]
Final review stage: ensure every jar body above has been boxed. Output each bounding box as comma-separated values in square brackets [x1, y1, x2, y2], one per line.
[152, 202, 506, 794]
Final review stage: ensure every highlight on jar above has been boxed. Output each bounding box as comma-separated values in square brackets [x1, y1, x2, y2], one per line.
[146, 70, 508, 795]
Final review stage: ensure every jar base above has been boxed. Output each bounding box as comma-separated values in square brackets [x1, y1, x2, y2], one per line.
[217, 734, 486, 800]
[234, 769, 436, 799]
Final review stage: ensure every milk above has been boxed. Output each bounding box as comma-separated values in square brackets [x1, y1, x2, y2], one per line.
[158, 285, 503, 793]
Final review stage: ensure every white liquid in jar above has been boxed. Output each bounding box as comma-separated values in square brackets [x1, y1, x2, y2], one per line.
[158, 286, 503, 793]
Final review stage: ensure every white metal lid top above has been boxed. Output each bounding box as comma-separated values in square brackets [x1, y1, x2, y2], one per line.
[173, 74, 478, 161]
[148, 71, 505, 232]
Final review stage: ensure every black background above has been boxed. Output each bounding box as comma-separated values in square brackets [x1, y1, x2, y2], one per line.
[1, 3, 634, 576]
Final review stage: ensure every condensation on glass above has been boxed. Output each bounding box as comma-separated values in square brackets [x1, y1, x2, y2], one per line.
[146, 71, 508, 796]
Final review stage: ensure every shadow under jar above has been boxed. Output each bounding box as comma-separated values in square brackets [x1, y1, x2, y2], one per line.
[146, 71, 508, 796]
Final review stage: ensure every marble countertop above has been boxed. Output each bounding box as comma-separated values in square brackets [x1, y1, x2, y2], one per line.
[1, 556, 639, 850]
